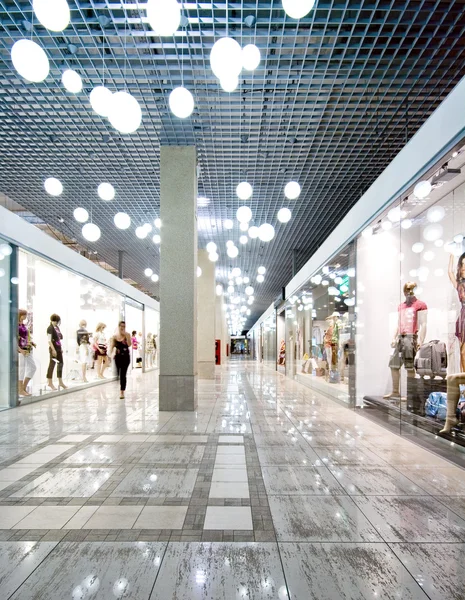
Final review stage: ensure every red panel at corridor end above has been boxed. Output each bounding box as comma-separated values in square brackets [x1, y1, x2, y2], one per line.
[215, 340, 221, 365]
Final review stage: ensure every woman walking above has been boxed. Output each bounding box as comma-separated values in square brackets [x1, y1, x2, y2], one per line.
[110, 321, 131, 399]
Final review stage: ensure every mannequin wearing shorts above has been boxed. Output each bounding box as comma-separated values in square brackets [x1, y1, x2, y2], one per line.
[47, 314, 67, 390]
[18, 309, 36, 397]
[77, 320, 90, 383]
[384, 282, 427, 399]
[93, 323, 109, 379]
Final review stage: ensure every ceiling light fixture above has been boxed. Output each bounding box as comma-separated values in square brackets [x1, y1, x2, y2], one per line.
[209, 252, 219, 262]
[98, 182, 115, 201]
[236, 206, 252, 223]
[220, 74, 239, 93]
[284, 181, 301, 200]
[277, 207, 292, 223]
[146, 0, 181, 36]
[227, 246, 239, 258]
[153, 234, 161, 244]
[242, 44, 260, 71]
[248, 226, 259, 239]
[73, 207, 89, 223]
[239, 235, 248, 244]
[257, 274, 264, 283]
[154, 218, 161, 228]
[216, 284, 223, 296]
[44, 177, 63, 196]
[236, 181, 253, 200]
[61, 68, 82, 93]
[414, 180, 432, 199]
[144, 268, 153, 277]
[169, 86, 194, 118]
[258, 223, 275, 242]
[33, 0, 70, 31]
[108, 91, 142, 134]
[82, 223, 101, 242]
[151, 273, 159, 282]
[197, 266, 202, 277]
[257, 266, 266, 275]
[114, 212, 131, 230]
[224, 219, 234, 230]
[135, 226, 148, 239]
[90, 86, 113, 117]
[282, 0, 316, 19]
[11, 39, 49, 82]
[210, 36, 242, 79]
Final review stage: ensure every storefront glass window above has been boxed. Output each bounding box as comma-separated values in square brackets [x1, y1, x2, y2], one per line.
[0, 238, 14, 409]
[145, 306, 159, 370]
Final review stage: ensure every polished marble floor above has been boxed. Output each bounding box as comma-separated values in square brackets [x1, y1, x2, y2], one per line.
[0, 360, 464, 598]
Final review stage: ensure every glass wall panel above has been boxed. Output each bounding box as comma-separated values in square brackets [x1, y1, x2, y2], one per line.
[125, 301, 144, 370]
[145, 305, 159, 370]
[0, 238, 14, 409]
[262, 314, 276, 366]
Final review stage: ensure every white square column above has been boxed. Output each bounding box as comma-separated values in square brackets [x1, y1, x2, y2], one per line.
[197, 249, 215, 379]
[159, 146, 198, 411]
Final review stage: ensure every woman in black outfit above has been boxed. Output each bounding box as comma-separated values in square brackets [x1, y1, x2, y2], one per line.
[47, 313, 67, 390]
[110, 321, 131, 399]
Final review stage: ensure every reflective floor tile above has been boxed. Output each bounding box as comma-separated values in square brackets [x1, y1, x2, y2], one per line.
[254, 432, 308, 448]
[133, 506, 188, 529]
[390, 543, 465, 600]
[435, 496, 465, 521]
[262, 466, 344, 496]
[279, 542, 428, 600]
[313, 447, 388, 467]
[0, 447, 26, 464]
[397, 466, 465, 496]
[9, 542, 167, 600]
[11, 468, 114, 498]
[65, 506, 99, 529]
[329, 466, 426, 496]
[218, 435, 244, 444]
[147, 435, 184, 443]
[353, 496, 465, 542]
[139, 445, 205, 465]
[13, 506, 80, 529]
[150, 542, 287, 600]
[0, 481, 11, 491]
[120, 434, 150, 443]
[209, 481, 250, 498]
[303, 431, 357, 447]
[94, 435, 124, 443]
[83, 505, 143, 529]
[0, 542, 57, 599]
[63, 444, 138, 465]
[58, 435, 91, 443]
[0, 466, 38, 481]
[212, 468, 248, 482]
[0, 506, 36, 529]
[257, 446, 321, 466]
[214, 455, 246, 466]
[34, 445, 73, 455]
[110, 468, 198, 498]
[369, 445, 453, 467]
[204, 507, 253, 530]
[216, 446, 245, 456]
[182, 435, 209, 443]
[268, 495, 381, 542]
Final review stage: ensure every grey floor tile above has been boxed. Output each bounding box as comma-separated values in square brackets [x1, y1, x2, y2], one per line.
[313, 446, 389, 467]
[390, 543, 465, 600]
[11, 468, 115, 498]
[354, 495, 465, 542]
[0, 542, 58, 598]
[9, 542, 167, 599]
[63, 444, 138, 464]
[110, 467, 198, 498]
[150, 542, 287, 599]
[280, 542, 428, 599]
[397, 466, 465, 496]
[328, 466, 427, 496]
[268, 495, 381, 542]
[435, 496, 465, 521]
[262, 465, 344, 495]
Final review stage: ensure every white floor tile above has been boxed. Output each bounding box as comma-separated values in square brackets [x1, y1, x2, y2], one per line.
[204, 506, 253, 530]
[83, 505, 143, 529]
[209, 481, 250, 498]
[0, 506, 38, 529]
[0, 467, 37, 482]
[119, 435, 150, 443]
[216, 446, 245, 456]
[182, 436, 209, 443]
[13, 506, 80, 529]
[58, 435, 91, 443]
[218, 436, 244, 444]
[133, 506, 188, 529]
[65, 506, 99, 529]
[215, 455, 246, 466]
[212, 468, 248, 482]
[94, 435, 124, 443]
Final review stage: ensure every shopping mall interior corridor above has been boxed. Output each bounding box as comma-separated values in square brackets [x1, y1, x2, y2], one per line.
[0, 360, 463, 599]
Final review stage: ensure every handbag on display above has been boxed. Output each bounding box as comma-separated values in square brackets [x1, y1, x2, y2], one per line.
[425, 391, 447, 419]
[456, 385, 465, 424]
[414, 340, 447, 378]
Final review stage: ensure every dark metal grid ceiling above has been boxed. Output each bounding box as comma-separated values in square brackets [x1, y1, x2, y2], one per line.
[1, 1, 465, 326]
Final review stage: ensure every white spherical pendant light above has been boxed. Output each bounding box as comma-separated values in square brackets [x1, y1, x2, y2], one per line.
[239, 236, 248, 245]
[153, 234, 161, 244]
[227, 246, 239, 258]
[216, 284, 223, 296]
[44, 177, 63, 196]
[62, 69, 82, 93]
[284, 181, 301, 200]
[258, 223, 275, 242]
[277, 207, 292, 223]
[401, 219, 412, 229]
[144, 268, 153, 277]
[240, 222, 249, 232]
[114, 212, 131, 230]
[236, 181, 253, 200]
[108, 91, 142, 134]
[220, 73, 239, 93]
[89, 86, 112, 117]
[414, 180, 432, 199]
[388, 206, 402, 222]
[151, 273, 159, 282]
[197, 266, 202, 277]
[245, 286, 254, 296]
[224, 219, 234, 230]
[209, 251, 219, 262]
[206, 242, 217, 253]
[169, 86, 194, 118]
[146, 0, 181, 36]
[242, 44, 260, 71]
[257, 274, 265, 283]
[423, 224, 443, 242]
[11, 39, 49, 83]
[427, 205, 445, 223]
[258, 266, 266, 275]
[231, 267, 241, 277]
[236, 206, 252, 223]
[210, 37, 242, 79]
[226, 240, 235, 248]
[248, 226, 259, 239]
[73, 207, 89, 223]
[154, 218, 161, 228]
[33, 0, 70, 31]
[0, 244, 12, 256]
[98, 182, 115, 201]
[82, 223, 101, 242]
[412, 242, 424, 254]
[282, 0, 315, 19]
[135, 226, 148, 239]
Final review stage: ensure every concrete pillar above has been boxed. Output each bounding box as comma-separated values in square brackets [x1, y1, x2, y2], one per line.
[197, 249, 215, 379]
[159, 146, 198, 410]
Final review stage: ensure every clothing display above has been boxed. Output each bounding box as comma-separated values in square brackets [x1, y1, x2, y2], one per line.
[398, 297, 428, 334]
[389, 333, 418, 370]
[93, 331, 108, 358]
[19, 353, 36, 380]
[455, 280, 465, 343]
[47, 322, 64, 380]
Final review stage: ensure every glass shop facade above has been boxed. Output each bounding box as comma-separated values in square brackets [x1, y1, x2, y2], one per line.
[0, 239, 159, 410]
[260, 140, 465, 458]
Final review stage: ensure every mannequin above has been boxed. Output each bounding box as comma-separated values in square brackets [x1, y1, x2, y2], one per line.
[324, 312, 340, 379]
[440, 373, 465, 434]
[145, 333, 154, 368]
[76, 319, 90, 383]
[18, 308, 36, 397]
[448, 252, 465, 371]
[384, 282, 427, 399]
[93, 323, 109, 379]
[47, 313, 67, 390]
[153, 334, 158, 364]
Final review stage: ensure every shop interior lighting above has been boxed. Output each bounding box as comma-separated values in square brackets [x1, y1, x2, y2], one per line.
[248, 226, 259, 239]
[206, 242, 217, 253]
[423, 223, 443, 242]
[258, 223, 275, 242]
[236, 206, 252, 222]
[381, 220, 392, 230]
[98, 182, 115, 201]
[11, 39, 50, 83]
[243, 276, 250, 284]
[44, 177, 63, 196]
[412, 242, 424, 253]
[282, 0, 316, 19]
[226, 240, 234, 248]
[240, 222, 249, 232]
[257, 274, 265, 283]
[362, 227, 373, 238]
[434, 239, 444, 247]
[423, 251, 435, 261]
[227, 246, 239, 258]
[154, 218, 161, 228]
[427, 205, 446, 223]
[210, 37, 243, 79]
[231, 268, 241, 277]
[208, 251, 219, 262]
[135, 226, 148, 239]
[239, 236, 248, 244]
[224, 219, 234, 230]
[114, 212, 131, 230]
[401, 219, 413, 229]
[146, 0, 181, 36]
[413, 180, 432, 199]
[216, 284, 223, 296]
[197, 197, 210, 207]
[284, 181, 301, 200]
[169, 86, 194, 119]
[33, 0, 70, 31]
[220, 74, 239, 93]
[143, 223, 152, 233]
[236, 277, 243, 285]
[322, 280, 329, 286]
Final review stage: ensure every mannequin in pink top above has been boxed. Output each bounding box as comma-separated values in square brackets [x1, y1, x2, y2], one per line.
[384, 282, 427, 399]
